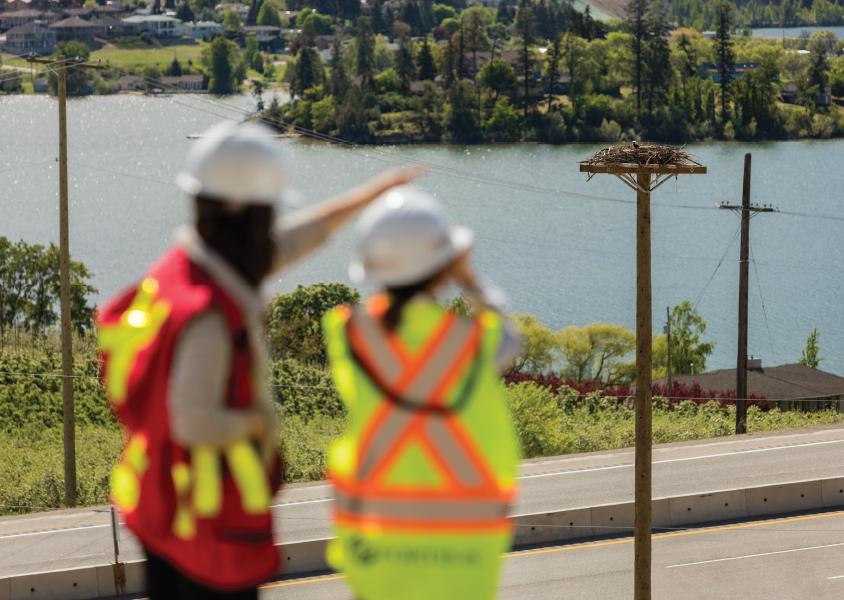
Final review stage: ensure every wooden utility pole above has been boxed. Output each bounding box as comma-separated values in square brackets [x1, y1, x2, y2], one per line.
[581, 148, 706, 600]
[665, 306, 673, 397]
[719, 154, 776, 435]
[28, 55, 103, 507]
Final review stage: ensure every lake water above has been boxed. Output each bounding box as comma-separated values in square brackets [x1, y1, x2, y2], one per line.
[751, 25, 844, 39]
[2, 94, 844, 375]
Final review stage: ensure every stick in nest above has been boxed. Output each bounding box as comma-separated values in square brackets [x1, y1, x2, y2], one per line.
[583, 144, 699, 167]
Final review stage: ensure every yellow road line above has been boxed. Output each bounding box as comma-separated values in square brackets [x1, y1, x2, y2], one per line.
[261, 510, 844, 590]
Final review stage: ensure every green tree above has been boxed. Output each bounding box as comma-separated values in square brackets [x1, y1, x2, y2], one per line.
[244, 34, 260, 71]
[417, 37, 437, 80]
[664, 300, 715, 376]
[175, 1, 194, 22]
[48, 42, 91, 97]
[515, 3, 536, 119]
[265, 283, 360, 365]
[831, 57, 844, 97]
[627, 0, 648, 112]
[336, 84, 369, 140]
[714, 0, 735, 123]
[509, 313, 559, 374]
[478, 59, 516, 103]
[257, 3, 282, 27]
[484, 97, 520, 141]
[328, 40, 350, 98]
[799, 328, 822, 368]
[395, 35, 415, 92]
[141, 64, 163, 90]
[644, 0, 672, 113]
[806, 37, 831, 102]
[444, 80, 480, 142]
[356, 16, 376, 90]
[544, 34, 563, 112]
[222, 9, 242, 32]
[0, 237, 96, 336]
[558, 323, 636, 384]
[203, 36, 245, 95]
[291, 46, 324, 97]
[166, 56, 183, 76]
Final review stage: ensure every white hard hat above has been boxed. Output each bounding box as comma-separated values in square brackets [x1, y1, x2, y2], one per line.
[176, 121, 287, 205]
[349, 186, 474, 288]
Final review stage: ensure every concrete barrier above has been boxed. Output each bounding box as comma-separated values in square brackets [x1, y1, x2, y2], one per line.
[7, 476, 844, 599]
[513, 507, 593, 545]
[745, 479, 823, 517]
[668, 489, 747, 527]
[821, 477, 844, 508]
[279, 538, 330, 575]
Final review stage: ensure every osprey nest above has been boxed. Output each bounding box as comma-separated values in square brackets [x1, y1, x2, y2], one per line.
[583, 144, 700, 167]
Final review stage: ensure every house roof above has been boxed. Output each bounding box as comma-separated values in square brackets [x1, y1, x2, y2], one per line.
[243, 25, 280, 32]
[122, 14, 180, 23]
[50, 16, 98, 28]
[6, 21, 51, 34]
[655, 363, 844, 401]
[0, 8, 42, 17]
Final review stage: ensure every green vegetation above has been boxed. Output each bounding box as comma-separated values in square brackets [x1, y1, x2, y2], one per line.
[0, 271, 837, 516]
[800, 328, 823, 368]
[260, 0, 844, 143]
[91, 44, 207, 69]
[669, 0, 844, 30]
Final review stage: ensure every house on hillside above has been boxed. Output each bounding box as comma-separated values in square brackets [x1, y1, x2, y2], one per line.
[3, 21, 55, 53]
[214, 2, 249, 19]
[121, 14, 182, 38]
[0, 8, 56, 32]
[780, 81, 832, 107]
[242, 24, 282, 50]
[654, 359, 844, 411]
[49, 16, 99, 47]
[184, 20, 222, 41]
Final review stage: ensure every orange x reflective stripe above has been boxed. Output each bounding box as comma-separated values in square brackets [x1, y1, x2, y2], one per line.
[338, 301, 511, 531]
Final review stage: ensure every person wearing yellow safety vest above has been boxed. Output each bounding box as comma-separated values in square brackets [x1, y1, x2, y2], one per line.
[97, 121, 422, 600]
[322, 186, 523, 600]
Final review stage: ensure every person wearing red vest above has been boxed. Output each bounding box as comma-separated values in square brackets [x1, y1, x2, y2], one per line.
[97, 122, 422, 599]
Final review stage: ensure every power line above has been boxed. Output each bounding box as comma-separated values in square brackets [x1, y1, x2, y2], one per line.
[750, 242, 778, 364]
[693, 223, 741, 310]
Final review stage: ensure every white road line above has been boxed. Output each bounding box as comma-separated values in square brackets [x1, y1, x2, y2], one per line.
[0, 523, 113, 540]
[667, 542, 844, 568]
[6, 437, 844, 538]
[520, 438, 844, 480]
[827, 575, 844, 580]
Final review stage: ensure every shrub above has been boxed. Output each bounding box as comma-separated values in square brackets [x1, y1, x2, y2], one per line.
[507, 382, 564, 458]
[272, 359, 344, 418]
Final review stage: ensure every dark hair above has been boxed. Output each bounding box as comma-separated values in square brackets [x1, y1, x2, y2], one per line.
[194, 195, 275, 287]
[382, 271, 446, 331]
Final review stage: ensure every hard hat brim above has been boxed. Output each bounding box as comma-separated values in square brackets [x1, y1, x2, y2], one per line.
[177, 172, 300, 208]
[350, 225, 475, 289]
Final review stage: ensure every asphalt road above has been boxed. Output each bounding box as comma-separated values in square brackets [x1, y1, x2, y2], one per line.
[262, 511, 844, 599]
[3, 424, 844, 578]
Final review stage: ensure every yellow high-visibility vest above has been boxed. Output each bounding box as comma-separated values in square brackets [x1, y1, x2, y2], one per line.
[323, 296, 520, 600]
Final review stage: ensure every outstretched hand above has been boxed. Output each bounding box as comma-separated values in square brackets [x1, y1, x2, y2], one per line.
[367, 163, 429, 197]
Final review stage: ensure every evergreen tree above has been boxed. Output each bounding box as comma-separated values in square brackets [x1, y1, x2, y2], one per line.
[370, 0, 388, 34]
[246, 0, 262, 25]
[207, 36, 238, 94]
[807, 37, 831, 98]
[496, 0, 512, 24]
[329, 40, 350, 98]
[396, 35, 416, 92]
[445, 80, 480, 142]
[257, 3, 282, 27]
[627, 0, 648, 113]
[164, 0, 175, 10]
[644, 0, 671, 112]
[715, 0, 735, 123]
[292, 47, 324, 97]
[544, 33, 562, 112]
[443, 36, 456, 88]
[676, 32, 698, 97]
[417, 37, 436, 80]
[336, 84, 369, 140]
[175, 1, 194, 22]
[515, 3, 536, 119]
[356, 16, 376, 90]
[338, 0, 360, 21]
[167, 56, 183, 76]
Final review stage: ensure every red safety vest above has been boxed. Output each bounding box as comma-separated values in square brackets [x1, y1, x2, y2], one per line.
[97, 247, 281, 590]
[329, 297, 514, 534]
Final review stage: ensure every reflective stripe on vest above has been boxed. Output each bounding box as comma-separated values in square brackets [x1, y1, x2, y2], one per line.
[336, 303, 511, 530]
[98, 278, 171, 407]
